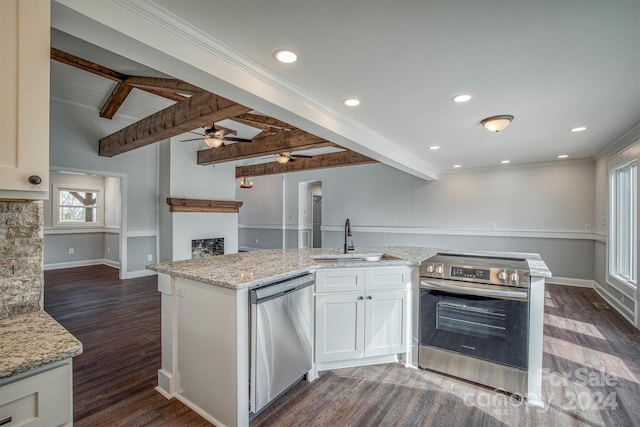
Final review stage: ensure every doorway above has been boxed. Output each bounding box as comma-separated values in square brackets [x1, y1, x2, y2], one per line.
[312, 195, 322, 248]
[297, 181, 322, 248]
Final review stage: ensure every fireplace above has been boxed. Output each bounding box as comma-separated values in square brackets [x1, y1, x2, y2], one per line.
[191, 238, 224, 258]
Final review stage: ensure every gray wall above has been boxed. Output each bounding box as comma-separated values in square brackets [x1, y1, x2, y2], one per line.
[44, 233, 105, 265]
[238, 160, 597, 280]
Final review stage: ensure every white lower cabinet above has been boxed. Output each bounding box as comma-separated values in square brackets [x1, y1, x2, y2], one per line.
[315, 267, 411, 364]
[0, 359, 73, 427]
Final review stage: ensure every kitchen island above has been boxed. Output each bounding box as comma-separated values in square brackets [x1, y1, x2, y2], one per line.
[148, 247, 551, 427]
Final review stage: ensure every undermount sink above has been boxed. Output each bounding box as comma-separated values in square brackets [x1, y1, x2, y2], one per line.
[311, 253, 400, 263]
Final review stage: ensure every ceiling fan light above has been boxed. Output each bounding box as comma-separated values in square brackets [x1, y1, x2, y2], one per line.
[276, 155, 290, 164]
[204, 136, 224, 148]
[240, 177, 253, 189]
[481, 115, 514, 132]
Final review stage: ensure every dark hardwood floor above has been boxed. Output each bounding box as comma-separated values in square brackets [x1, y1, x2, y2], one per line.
[44, 266, 640, 426]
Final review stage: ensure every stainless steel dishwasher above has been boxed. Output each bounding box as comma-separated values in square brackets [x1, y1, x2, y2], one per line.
[249, 273, 314, 414]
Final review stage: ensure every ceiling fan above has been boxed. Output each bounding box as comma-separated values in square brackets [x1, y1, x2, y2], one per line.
[274, 152, 313, 164]
[181, 123, 253, 148]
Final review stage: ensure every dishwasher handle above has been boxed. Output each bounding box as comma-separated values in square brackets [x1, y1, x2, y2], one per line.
[250, 274, 314, 304]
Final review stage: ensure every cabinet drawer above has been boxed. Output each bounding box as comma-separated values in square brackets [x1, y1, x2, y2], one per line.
[0, 360, 72, 427]
[366, 267, 411, 290]
[315, 269, 366, 293]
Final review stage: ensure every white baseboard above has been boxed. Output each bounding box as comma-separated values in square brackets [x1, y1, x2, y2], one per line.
[123, 269, 157, 279]
[44, 259, 119, 271]
[545, 277, 595, 288]
[592, 282, 635, 324]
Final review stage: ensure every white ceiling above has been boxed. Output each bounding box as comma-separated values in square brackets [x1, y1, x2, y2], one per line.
[51, 0, 640, 178]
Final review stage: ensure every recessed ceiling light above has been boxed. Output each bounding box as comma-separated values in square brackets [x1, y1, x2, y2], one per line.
[570, 126, 587, 132]
[429, 145, 440, 150]
[557, 154, 569, 159]
[274, 49, 297, 63]
[452, 94, 471, 103]
[501, 160, 510, 164]
[343, 98, 360, 107]
[453, 164, 462, 168]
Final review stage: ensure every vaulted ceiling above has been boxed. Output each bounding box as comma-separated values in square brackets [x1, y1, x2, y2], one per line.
[51, 0, 640, 181]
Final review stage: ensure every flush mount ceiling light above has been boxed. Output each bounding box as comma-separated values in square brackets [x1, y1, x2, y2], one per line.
[429, 145, 440, 150]
[343, 98, 360, 107]
[274, 49, 297, 63]
[453, 164, 462, 168]
[501, 160, 510, 164]
[557, 154, 569, 159]
[481, 115, 514, 132]
[570, 126, 587, 132]
[452, 94, 471, 103]
[239, 177, 253, 189]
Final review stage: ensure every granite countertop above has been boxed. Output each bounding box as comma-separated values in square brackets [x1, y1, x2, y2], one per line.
[148, 246, 551, 290]
[0, 311, 83, 379]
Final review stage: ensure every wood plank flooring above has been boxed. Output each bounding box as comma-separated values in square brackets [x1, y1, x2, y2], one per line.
[44, 266, 640, 426]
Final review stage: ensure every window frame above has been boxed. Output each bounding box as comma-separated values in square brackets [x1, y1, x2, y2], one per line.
[608, 158, 637, 291]
[53, 184, 104, 228]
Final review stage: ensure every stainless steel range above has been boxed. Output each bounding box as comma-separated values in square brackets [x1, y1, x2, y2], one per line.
[419, 253, 531, 398]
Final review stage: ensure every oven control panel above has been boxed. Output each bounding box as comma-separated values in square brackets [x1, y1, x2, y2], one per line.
[420, 261, 530, 287]
[450, 267, 490, 281]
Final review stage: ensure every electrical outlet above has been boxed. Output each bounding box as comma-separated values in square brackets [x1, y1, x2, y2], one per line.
[489, 223, 496, 231]
[255, 238, 259, 244]
[107, 246, 111, 253]
[585, 224, 592, 232]
[176, 285, 184, 298]
[148, 254, 153, 261]
[68, 248, 74, 255]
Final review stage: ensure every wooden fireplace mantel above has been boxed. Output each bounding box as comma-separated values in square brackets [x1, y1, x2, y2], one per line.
[166, 198, 243, 213]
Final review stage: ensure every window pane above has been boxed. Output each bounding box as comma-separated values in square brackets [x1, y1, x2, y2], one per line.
[610, 161, 637, 287]
[59, 207, 98, 223]
[59, 191, 98, 207]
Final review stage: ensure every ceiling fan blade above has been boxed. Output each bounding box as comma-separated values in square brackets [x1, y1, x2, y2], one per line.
[222, 137, 253, 143]
[180, 137, 204, 142]
[293, 154, 313, 159]
[188, 131, 205, 136]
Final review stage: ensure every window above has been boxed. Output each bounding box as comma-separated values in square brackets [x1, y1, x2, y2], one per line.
[609, 160, 637, 288]
[54, 185, 103, 227]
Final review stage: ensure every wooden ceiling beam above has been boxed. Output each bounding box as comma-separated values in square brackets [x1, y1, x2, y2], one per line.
[51, 48, 195, 105]
[124, 76, 203, 95]
[230, 113, 294, 132]
[100, 83, 134, 119]
[135, 87, 189, 102]
[197, 128, 336, 165]
[235, 151, 377, 178]
[51, 47, 124, 83]
[99, 91, 251, 157]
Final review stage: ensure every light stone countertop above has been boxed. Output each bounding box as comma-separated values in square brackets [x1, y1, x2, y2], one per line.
[147, 246, 551, 290]
[0, 310, 83, 379]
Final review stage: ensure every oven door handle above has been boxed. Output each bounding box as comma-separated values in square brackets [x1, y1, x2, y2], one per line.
[420, 279, 529, 302]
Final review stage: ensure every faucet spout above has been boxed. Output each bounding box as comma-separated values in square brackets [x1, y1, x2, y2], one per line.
[344, 218, 354, 254]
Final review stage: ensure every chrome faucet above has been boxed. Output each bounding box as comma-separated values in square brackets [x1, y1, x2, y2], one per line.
[344, 218, 355, 254]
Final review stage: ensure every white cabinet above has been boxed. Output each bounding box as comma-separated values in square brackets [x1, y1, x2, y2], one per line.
[0, 0, 50, 200]
[0, 359, 73, 427]
[315, 267, 411, 364]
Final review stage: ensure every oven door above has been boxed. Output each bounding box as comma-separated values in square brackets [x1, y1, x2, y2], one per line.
[419, 279, 529, 370]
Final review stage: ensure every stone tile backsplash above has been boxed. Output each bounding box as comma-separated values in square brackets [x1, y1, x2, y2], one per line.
[0, 201, 43, 319]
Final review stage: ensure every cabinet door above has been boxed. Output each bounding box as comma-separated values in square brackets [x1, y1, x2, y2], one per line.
[364, 290, 408, 357]
[315, 269, 365, 293]
[0, 0, 49, 200]
[365, 267, 411, 291]
[315, 293, 365, 362]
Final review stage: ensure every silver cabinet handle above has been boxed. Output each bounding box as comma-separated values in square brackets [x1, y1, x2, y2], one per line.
[367, 295, 373, 300]
[357, 296, 364, 300]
